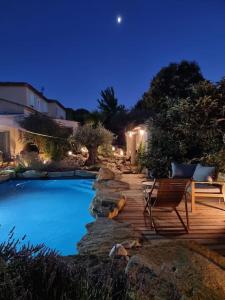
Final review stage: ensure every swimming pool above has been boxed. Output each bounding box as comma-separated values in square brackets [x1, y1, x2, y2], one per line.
[0, 179, 95, 255]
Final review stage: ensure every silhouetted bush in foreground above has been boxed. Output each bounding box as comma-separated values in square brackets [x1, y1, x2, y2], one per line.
[0, 230, 128, 300]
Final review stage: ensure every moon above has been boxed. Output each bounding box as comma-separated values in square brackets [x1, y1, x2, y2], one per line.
[117, 16, 122, 24]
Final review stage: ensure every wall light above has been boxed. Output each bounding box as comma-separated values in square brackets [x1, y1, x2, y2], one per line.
[81, 147, 88, 153]
[120, 149, 124, 156]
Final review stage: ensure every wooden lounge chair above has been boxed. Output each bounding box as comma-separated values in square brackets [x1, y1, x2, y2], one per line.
[144, 179, 190, 232]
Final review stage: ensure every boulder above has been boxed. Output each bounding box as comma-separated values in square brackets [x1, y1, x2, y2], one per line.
[0, 174, 11, 183]
[75, 170, 97, 178]
[77, 218, 141, 255]
[97, 167, 115, 181]
[89, 190, 126, 218]
[18, 170, 47, 178]
[109, 244, 128, 258]
[125, 240, 225, 300]
[93, 179, 129, 192]
[48, 171, 75, 177]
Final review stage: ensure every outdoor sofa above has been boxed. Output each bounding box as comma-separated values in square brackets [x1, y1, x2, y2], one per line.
[171, 162, 225, 212]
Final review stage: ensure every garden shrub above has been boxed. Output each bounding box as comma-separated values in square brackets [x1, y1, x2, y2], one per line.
[15, 152, 45, 172]
[19, 113, 72, 161]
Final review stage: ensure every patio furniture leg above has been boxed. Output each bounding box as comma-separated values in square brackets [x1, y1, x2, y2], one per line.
[184, 194, 190, 231]
[191, 181, 196, 212]
[144, 197, 149, 213]
[149, 201, 153, 229]
[174, 208, 189, 233]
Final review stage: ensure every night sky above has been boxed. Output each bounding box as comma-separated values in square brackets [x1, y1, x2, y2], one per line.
[0, 0, 224, 110]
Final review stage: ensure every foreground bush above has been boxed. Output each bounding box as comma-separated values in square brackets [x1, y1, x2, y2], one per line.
[0, 231, 128, 300]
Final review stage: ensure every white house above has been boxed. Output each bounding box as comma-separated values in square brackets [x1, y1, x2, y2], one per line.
[0, 82, 78, 159]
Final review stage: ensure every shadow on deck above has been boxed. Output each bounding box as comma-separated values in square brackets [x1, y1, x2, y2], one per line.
[116, 174, 225, 256]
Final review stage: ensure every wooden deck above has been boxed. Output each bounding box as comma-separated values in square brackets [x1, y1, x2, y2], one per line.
[116, 174, 225, 256]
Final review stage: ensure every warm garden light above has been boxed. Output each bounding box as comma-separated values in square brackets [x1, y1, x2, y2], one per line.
[140, 129, 145, 136]
[129, 131, 133, 137]
[68, 151, 73, 156]
[81, 147, 88, 153]
[120, 149, 124, 156]
[112, 146, 115, 151]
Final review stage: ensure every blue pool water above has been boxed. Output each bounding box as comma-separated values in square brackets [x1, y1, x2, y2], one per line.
[0, 179, 95, 255]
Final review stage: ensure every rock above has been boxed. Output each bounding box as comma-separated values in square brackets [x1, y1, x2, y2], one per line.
[89, 191, 126, 218]
[125, 240, 225, 300]
[97, 167, 115, 181]
[93, 179, 129, 192]
[109, 244, 128, 257]
[121, 240, 142, 249]
[18, 170, 47, 178]
[0, 174, 11, 183]
[77, 218, 141, 255]
[48, 171, 75, 177]
[75, 170, 97, 178]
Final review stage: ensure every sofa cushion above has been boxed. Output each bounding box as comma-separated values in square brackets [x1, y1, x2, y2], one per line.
[171, 162, 197, 178]
[193, 164, 216, 182]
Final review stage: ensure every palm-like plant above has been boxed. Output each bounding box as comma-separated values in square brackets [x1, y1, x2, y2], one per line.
[98, 87, 125, 118]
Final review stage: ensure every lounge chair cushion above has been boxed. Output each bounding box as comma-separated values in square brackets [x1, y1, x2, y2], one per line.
[193, 164, 216, 182]
[171, 162, 197, 178]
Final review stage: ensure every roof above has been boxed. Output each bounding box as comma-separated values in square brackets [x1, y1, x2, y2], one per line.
[0, 82, 65, 110]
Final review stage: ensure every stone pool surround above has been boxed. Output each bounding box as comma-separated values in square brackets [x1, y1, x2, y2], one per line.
[78, 167, 143, 255]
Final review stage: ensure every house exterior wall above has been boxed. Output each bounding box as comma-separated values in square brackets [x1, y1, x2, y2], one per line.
[0, 115, 24, 157]
[48, 102, 66, 119]
[54, 119, 78, 134]
[0, 86, 27, 108]
[0, 86, 49, 115]
[0, 99, 24, 114]
[0, 83, 72, 159]
[26, 88, 48, 113]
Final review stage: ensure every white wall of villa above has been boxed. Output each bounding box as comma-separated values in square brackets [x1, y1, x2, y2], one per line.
[48, 101, 66, 119]
[0, 83, 66, 118]
[55, 119, 78, 134]
[0, 115, 24, 157]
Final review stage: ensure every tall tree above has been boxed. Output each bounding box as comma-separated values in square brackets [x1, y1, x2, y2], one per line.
[97, 87, 127, 146]
[145, 80, 225, 176]
[98, 87, 125, 117]
[135, 60, 204, 113]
